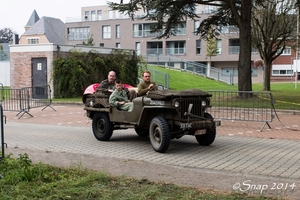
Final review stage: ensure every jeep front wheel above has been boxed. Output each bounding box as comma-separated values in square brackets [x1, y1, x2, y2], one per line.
[195, 113, 216, 145]
[149, 116, 170, 153]
[195, 126, 216, 146]
[92, 113, 113, 141]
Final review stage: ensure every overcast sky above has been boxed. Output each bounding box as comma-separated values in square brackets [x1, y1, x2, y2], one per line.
[0, 0, 123, 35]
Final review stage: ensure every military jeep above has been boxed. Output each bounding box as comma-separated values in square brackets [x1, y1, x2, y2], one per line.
[83, 89, 221, 153]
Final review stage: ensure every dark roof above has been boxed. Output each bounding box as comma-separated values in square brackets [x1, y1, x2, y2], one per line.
[23, 16, 65, 44]
[25, 10, 40, 27]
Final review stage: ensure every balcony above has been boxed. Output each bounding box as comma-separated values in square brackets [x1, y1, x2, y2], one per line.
[166, 48, 186, 55]
[146, 48, 163, 55]
[68, 32, 90, 40]
[228, 46, 260, 54]
[133, 30, 163, 38]
[228, 46, 239, 54]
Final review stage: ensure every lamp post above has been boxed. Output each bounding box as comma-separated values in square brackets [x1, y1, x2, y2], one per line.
[296, 1, 300, 89]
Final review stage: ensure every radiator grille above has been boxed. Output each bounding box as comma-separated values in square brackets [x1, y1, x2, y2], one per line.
[178, 99, 203, 120]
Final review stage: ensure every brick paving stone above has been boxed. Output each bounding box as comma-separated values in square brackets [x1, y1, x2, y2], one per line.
[2, 103, 300, 199]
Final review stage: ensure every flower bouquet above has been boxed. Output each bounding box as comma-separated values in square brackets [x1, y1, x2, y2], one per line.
[253, 59, 264, 67]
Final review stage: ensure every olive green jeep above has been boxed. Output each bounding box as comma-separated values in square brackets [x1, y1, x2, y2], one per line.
[83, 89, 221, 153]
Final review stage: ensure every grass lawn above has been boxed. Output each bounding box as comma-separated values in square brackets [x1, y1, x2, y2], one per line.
[148, 66, 300, 110]
[0, 154, 277, 200]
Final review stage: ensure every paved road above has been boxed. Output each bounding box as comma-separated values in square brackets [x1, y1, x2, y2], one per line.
[2, 104, 300, 199]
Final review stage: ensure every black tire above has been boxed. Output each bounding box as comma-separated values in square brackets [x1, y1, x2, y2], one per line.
[92, 113, 113, 141]
[195, 113, 216, 146]
[149, 116, 170, 153]
[134, 126, 149, 137]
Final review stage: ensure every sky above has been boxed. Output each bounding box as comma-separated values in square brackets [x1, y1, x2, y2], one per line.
[0, 0, 122, 35]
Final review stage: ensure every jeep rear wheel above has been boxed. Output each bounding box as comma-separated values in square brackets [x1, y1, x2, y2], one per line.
[149, 116, 170, 153]
[92, 113, 113, 141]
[195, 113, 216, 145]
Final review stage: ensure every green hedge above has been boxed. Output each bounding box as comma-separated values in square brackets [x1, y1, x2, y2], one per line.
[52, 49, 145, 98]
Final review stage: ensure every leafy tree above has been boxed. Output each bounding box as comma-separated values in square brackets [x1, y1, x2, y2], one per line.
[252, 0, 298, 91]
[0, 28, 13, 43]
[82, 34, 95, 46]
[52, 49, 142, 98]
[206, 29, 218, 77]
[109, 0, 253, 93]
[0, 44, 8, 61]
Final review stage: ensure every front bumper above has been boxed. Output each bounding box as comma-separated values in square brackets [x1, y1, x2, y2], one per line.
[176, 120, 221, 130]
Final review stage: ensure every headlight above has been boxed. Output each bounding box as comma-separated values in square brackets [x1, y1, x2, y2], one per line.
[174, 101, 180, 108]
[201, 100, 207, 107]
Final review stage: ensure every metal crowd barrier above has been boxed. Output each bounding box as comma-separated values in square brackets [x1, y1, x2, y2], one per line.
[0, 85, 56, 119]
[0, 102, 5, 160]
[207, 90, 274, 131]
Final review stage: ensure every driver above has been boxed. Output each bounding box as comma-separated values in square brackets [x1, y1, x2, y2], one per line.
[137, 70, 157, 96]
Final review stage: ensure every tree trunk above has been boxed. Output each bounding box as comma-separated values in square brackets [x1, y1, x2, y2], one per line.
[263, 63, 271, 90]
[207, 58, 211, 77]
[237, 1, 252, 93]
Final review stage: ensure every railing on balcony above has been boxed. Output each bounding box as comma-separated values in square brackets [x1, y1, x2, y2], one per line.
[133, 30, 163, 38]
[170, 28, 187, 36]
[166, 48, 186, 55]
[68, 32, 91, 40]
[228, 46, 260, 54]
[228, 46, 240, 54]
[143, 54, 234, 85]
[146, 48, 163, 55]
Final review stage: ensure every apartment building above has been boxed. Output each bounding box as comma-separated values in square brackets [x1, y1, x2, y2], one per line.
[63, 4, 298, 83]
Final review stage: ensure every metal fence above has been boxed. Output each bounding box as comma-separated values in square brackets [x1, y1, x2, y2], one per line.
[0, 84, 55, 119]
[148, 68, 170, 89]
[207, 90, 274, 131]
[143, 54, 234, 85]
[0, 102, 4, 160]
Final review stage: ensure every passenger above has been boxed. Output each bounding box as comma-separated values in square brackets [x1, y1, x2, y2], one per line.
[138, 70, 157, 96]
[96, 70, 116, 93]
[109, 79, 134, 112]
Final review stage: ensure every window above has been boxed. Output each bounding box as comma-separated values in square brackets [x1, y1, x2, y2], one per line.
[272, 69, 293, 76]
[196, 40, 201, 54]
[67, 27, 90, 40]
[166, 41, 186, 55]
[99, 43, 104, 47]
[278, 47, 291, 55]
[217, 39, 222, 54]
[222, 68, 257, 77]
[116, 43, 121, 48]
[97, 10, 102, 20]
[28, 38, 39, 44]
[102, 26, 111, 39]
[171, 22, 186, 35]
[91, 10, 96, 21]
[116, 25, 120, 38]
[194, 20, 200, 35]
[84, 11, 89, 21]
[229, 39, 239, 54]
[109, 10, 114, 19]
[136, 42, 141, 55]
[133, 24, 143, 37]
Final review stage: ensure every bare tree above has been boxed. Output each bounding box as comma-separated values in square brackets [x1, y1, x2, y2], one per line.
[252, 0, 298, 91]
[206, 29, 218, 77]
[109, 0, 253, 92]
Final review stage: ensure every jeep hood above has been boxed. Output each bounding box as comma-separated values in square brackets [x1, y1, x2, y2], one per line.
[147, 89, 211, 100]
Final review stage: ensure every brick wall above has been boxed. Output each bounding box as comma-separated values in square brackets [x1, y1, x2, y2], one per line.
[10, 51, 57, 89]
